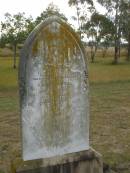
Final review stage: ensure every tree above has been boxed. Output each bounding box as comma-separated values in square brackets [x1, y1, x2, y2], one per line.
[0, 34, 8, 48]
[83, 12, 114, 62]
[97, 0, 127, 64]
[68, 0, 94, 38]
[35, 3, 67, 25]
[121, 0, 130, 61]
[101, 35, 113, 58]
[1, 12, 34, 68]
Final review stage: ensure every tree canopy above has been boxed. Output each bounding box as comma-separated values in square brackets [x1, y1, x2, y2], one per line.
[97, 0, 130, 62]
[0, 1, 130, 64]
[0, 3, 67, 68]
[0, 12, 34, 68]
[35, 3, 67, 25]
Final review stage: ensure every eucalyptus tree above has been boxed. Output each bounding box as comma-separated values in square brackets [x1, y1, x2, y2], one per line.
[1, 12, 34, 68]
[83, 12, 114, 62]
[121, 0, 130, 61]
[101, 35, 114, 58]
[97, 0, 128, 64]
[68, 0, 94, 38]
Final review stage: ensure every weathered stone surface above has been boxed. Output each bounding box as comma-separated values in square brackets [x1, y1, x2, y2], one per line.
[16, 148, 103, 173]
[19, 16, 89, 161]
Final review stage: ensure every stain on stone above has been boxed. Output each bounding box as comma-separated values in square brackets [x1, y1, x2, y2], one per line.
[32, 39, 38, 56]
[20, 16, 89, 160]
[33, 23, 82, 147]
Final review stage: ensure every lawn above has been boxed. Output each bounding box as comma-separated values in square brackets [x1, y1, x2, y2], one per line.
[0, 56, 130, 172]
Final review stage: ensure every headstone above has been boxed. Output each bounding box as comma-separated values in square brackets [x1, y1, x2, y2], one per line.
[19, 16, 89, 161]
[18, 16, 103, 173]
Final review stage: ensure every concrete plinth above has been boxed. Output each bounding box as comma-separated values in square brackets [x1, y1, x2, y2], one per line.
[16, 148, 103, 173]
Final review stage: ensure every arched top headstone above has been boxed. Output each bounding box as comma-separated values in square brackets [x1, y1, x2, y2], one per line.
[19, 16, 89, 161]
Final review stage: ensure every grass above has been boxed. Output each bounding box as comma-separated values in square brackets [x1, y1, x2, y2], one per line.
[0, 55, 130, 172]
[88, 57, 130, 172]
[90, 81, 130, 163]
[88, 56, 130, 82]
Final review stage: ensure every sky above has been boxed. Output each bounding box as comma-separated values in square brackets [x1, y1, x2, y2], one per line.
[0, 0, 76, 26]
[0, 0, 106, 29]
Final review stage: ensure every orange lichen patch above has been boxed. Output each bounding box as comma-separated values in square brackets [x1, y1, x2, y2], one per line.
[32, 39, 39, 57]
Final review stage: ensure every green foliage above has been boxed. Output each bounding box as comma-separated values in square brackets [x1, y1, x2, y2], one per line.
[84, 13, 114, 39]
[122, 2, 130, 61]
[35, 3, 67, 25]
[1, 12, 34, 46]
[1, 12, 35, 68]
[68, 0, 130, 63]
[84, 13, 115, 62]
[68, 0, 94, 38]
[0, 34, 8, 48]
[68, 0, 93, 6]
[0, 6, 67, 68]
[121, 1, 130, 43]
[97, 0, 130, 62]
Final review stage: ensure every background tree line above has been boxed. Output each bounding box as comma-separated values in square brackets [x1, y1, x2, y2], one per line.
[69, 0, 130, 63]
[0, 0, 130, 68]
[0, 3, 67, 68]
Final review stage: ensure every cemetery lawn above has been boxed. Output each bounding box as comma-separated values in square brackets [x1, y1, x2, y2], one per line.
[0, 57, 130, 172]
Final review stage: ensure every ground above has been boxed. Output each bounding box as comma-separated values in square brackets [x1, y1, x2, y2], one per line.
[89, 58, 130, 173]
[0, 53, 130, 173]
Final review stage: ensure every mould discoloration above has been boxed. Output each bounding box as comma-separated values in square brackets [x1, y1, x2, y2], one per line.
[17, 149, 103, 173]
[19, 16, 89, 161]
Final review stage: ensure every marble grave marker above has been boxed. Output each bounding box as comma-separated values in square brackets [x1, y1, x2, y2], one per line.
[19, 16, 89, 161]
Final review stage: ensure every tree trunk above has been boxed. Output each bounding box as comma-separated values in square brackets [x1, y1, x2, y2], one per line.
[102, 46, 108, 58]
[127, 33, 130, 61]
[118, 41, 121, 59]
[118, 17, 121, 59]
[13, 44, 17, 69]
[91, 52, 94, 63]
[114, 41, 118, 64]
[91, 45, 98, 63]
[114, 31, 120, 64]
[90, 44, 94, 63]
[113, 1, 119, 64]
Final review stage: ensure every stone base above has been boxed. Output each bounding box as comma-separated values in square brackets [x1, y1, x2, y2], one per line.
[16, 148, 103, 173]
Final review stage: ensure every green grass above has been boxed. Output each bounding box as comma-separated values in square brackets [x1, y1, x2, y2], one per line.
[88, 57, 130, 170]
[0, 58, 19, 113]
[90, 81, 130, 163]
[0, 58, 18, 90]
[0, 56, 130, 172]
[89, 57, 130, 83]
